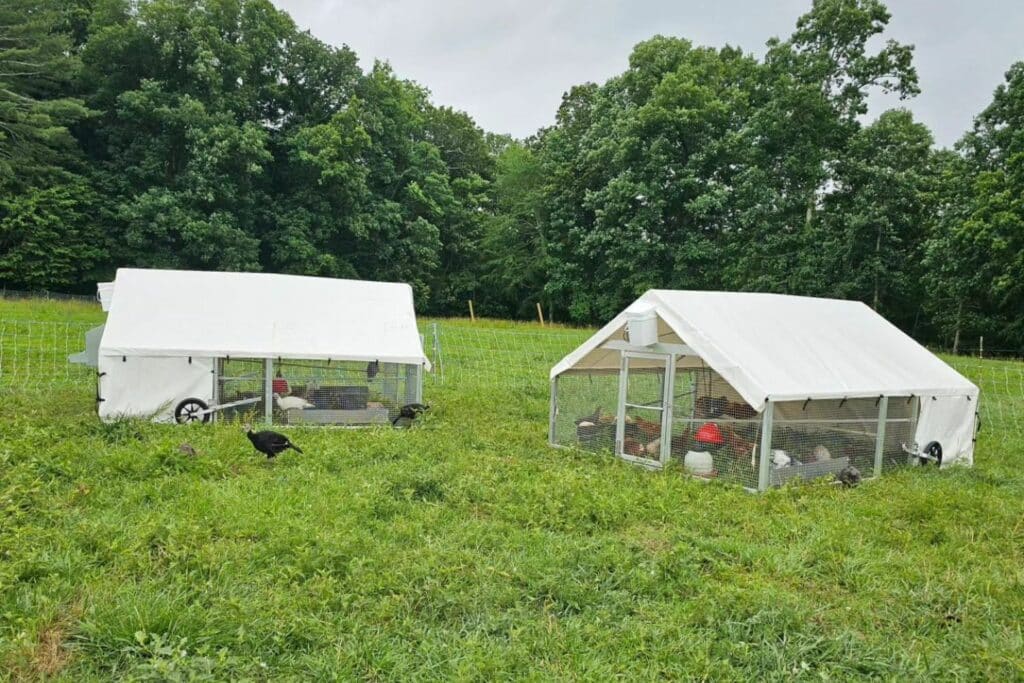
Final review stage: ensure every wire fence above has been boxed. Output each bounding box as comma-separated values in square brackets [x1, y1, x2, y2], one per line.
[0, 315, 1022, 440]
[0, 288, 98, 303]
[0, 319, 98, 389]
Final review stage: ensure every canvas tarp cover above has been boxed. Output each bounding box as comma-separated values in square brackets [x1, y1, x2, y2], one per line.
[551, 290, 979, 466]
[98, 268, 431, 368]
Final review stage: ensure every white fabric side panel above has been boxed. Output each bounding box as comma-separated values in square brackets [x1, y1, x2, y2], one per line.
[915, 394, 979, 467]
[98, 355, 214, 423]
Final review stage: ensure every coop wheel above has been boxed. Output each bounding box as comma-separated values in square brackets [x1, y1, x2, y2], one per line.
[174, 398, 210, 424]
[920, 440, 942, 466]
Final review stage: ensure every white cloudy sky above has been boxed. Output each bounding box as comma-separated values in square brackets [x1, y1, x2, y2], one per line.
[271, 0, 1024, 147]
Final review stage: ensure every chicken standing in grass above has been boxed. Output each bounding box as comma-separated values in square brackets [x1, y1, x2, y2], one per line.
[245, 424, 303, 459]
[837, 465, 862, 488]
[392, 402, 429, 426]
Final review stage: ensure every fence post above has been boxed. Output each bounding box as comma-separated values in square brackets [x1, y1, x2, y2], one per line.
[549, 378, 557, 445]
[536, 302, 545, 326]
[468, 300, 475, 322]
[979, 336, 984, 358]
[432, 322, 444, 384]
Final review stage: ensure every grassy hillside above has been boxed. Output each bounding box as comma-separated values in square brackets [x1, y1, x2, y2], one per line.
[0, 300, 1022, 680]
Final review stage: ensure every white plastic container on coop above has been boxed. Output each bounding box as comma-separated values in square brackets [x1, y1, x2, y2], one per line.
[624, 305, 658, 347]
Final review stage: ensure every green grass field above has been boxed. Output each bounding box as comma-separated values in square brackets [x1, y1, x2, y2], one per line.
[1, 299, 1022, 680]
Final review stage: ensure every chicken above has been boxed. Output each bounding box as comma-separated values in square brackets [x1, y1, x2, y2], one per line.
[629, 416, 661, 441]
[723, 401, 757, 419]
[274, 393, 314, 411]
[837, 465, 862, 488]
[392, 402, 429, 426]
[244, 424, 303, 459]
[623, 438, 645, 456]
[695, 396, 727, 419]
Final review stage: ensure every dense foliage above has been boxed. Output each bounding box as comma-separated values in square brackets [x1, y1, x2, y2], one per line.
[0, 0, 1020, 348]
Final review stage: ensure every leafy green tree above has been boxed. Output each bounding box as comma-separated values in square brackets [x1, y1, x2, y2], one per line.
[0, 0, 90, 183]
[925, 62, 1024, 349]
[726, 0, 919, 294]
[0, 182, 104, 289]
[818, 109, 935, 329]
[478, 140, 549, 318]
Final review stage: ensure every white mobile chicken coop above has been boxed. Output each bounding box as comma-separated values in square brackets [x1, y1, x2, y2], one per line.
[549, 291, 980, 491]
[77, 268, 430, 426]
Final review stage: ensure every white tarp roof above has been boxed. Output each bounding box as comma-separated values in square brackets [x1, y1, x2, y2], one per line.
[99, 268, 430, 367]
[551, 290, 977, 408]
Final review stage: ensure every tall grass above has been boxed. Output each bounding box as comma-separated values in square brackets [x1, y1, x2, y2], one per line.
[0, 304, 1021, 680]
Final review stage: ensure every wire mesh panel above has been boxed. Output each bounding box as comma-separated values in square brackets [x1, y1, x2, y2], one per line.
[215, 358, 422, 426]
[670, 365, 762, 488]
[769, 397, 916, 485]
[880, 397, 919, 473]
[216, 358, 267, 423]
[552, 371, 620, 453]
[620, 356, 669, 465]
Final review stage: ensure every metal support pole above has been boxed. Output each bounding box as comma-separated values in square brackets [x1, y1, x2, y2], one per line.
[614, 354, 628, 456]
[549, 378, 558, 445]
[415, 364, 423, 403]
[660, 354, 676, 467]
[874, 396, 888, 478]
[211, 358, 220, 424]
[758, 401, 774, 491]
[264, 358, 273, 425]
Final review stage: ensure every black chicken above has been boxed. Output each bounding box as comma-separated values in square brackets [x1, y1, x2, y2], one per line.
[837, 465, 862, 488]
[392, 402, 429, 426]
[245, 425, 303, 459]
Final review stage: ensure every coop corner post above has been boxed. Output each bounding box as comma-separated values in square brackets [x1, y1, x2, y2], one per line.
[660, 353, 676, 467]
[758, 400, 774, 492]
[264, 357, 273, 425]
[874, 396, 889, 478]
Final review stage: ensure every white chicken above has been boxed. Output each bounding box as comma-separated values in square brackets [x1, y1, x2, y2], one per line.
[274, 393, 314, 411]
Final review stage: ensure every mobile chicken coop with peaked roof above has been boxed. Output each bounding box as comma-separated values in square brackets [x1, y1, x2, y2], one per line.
[80, 268, 430, 426]
[549, 291, 980, 491]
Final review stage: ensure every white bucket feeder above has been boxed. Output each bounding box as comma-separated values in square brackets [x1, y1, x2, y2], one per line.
[624, 305, 658, 347]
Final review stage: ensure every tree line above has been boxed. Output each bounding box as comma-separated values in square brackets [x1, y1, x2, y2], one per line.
[1, 0, 1021, 351]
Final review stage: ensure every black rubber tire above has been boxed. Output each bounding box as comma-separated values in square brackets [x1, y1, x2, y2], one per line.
[175, 397, 210, 424]
[920, 440, 942, 466]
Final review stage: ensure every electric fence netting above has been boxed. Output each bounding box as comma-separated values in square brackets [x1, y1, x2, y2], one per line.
[0, 316, 1021, 440]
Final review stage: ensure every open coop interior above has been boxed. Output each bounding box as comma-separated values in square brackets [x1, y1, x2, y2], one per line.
[215, 357, 422, 426]
[552, 356, 919, 490]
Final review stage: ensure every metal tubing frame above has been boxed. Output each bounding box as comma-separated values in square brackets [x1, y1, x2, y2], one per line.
[758, 401, 774, 491]
[211, 358, 220, 423]
[659, 354, 677, 467]
[616, 350, 671, 469]
[264, 358, 273, 424]
[874, 396, 888, 478]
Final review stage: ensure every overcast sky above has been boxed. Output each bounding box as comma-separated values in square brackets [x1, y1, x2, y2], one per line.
[271, 0, 1024, 148]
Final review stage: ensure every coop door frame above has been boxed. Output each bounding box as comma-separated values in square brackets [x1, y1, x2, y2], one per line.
[615, 350, 676, 469]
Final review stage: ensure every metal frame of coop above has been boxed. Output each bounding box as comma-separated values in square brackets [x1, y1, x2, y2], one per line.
[550, 340, 922, 492]
[208, 356, 423, 427]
